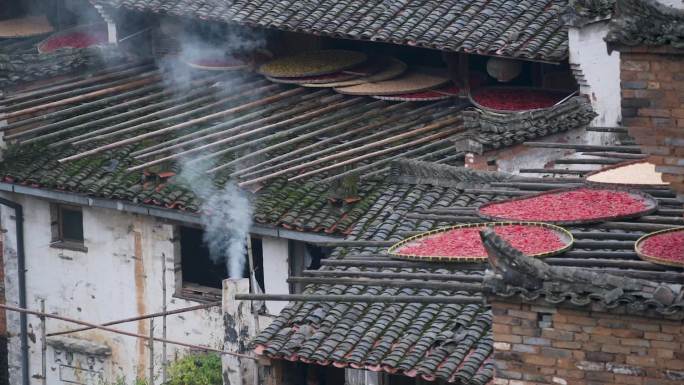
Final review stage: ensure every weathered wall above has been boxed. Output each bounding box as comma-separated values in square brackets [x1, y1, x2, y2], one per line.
[0, 193, 224, 385]
[568, 22, 622, 127]
[619, 48, 684, 199]
[490, 300, 684, 385]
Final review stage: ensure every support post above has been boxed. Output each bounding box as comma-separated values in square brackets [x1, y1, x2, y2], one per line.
[40, 299, 46, 385]
[223, 279, 257, 385]
[148, 319, 154, 385]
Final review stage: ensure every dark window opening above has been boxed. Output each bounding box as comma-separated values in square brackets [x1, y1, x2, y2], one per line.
[50, 204, 85, 251]
[179, 226, 263, 292]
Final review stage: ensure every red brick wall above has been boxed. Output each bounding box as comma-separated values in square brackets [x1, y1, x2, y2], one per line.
[620, 47, 684, 199]
[490, 300, 684, 385]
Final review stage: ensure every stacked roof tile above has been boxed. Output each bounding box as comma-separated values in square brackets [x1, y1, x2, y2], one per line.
[252, 160, 684, 382]
[92, 0, 570, 62]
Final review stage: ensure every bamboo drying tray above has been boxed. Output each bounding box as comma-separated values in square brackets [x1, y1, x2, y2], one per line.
[0, 15, 53, 38]
[634, 227, 684, 268]
[258, 50, 367, 77]
[302, 57, 406, 88]
[388, 221, 574, 262]
[334, 69, 450, 96]
[476, 186, 659, 226]
[37, 23, 108, 54]
[372, 84, 461, 101]
[468, 86, 575, 114]
[184, 58, 248, 71]
[267, 71, 359, 84]
[584, 159, 669, 188]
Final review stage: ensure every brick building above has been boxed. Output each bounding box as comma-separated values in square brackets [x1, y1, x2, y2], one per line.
[607, 0, 684, 199]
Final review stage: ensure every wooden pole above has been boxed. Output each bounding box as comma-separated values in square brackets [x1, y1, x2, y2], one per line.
[131, 89, 330, 159]
[231, 102, 416, 178]
[58, 87, 304, 163]
[286, 122, 464, 182]
[127, 96, 361, 172]
[579, 152, 648, 159]
[0, 303, 254, 359]
[233, 293, 484, 304]
[286, 276, 483, 291]
[47, 301, 220, 337]
[3, 74, 161, 120]
[148, 318, 154, 385]
[40, 299, 46, 385]
[523, 142, 641, 153]
[161, 253, 168, 384]
[236, 114, 462, 184]
[233, 102, 447, 179]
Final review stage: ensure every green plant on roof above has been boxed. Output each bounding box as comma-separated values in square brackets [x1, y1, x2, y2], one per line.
[167, 353, 222, 385]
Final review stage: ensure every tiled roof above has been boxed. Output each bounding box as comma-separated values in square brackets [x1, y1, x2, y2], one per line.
[0, 64, 589, 234]
[605, 0, 684, 49]
[92, 0, 570, 62]
[252, 160, 684, 380]
[0, 36, 126, 89]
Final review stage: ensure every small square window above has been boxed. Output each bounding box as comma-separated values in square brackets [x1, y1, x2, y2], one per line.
[50, 204, 86, 251]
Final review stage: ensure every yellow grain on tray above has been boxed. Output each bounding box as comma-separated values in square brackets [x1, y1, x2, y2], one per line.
[258, 50, 367, 78]
[0, 15, 54, 38]
[334, 70, 450, 96]
[586, 161, 668, 185]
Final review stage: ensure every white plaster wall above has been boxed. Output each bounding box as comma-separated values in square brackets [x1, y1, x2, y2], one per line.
[1, 193, 224, 385]
[261, 236, 289, 315]
[657, 0, 683, 9]
[568, 22, 621, 128]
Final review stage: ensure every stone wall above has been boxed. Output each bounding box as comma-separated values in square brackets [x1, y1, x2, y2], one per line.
[490, 299, 684, 385]
[619, 47, 684, 200]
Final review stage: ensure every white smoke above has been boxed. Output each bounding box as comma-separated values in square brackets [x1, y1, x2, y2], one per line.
[177, 160, 253, 278]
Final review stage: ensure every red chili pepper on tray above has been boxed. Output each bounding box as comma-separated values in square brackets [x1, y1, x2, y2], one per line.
[640, 231, 684, 263]
[479, 188, 648, 222]
[396, 225, 565, 258]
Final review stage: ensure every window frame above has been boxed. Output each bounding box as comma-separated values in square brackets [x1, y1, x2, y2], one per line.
[49, 203, 87, 252]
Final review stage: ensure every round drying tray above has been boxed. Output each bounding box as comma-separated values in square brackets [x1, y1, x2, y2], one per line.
[258, 50, 367, 78]
[37, 23, 109, 54]
[372, 84, 461, 101]
[184, 57, 248, 71]
[634, 227, 684, 268]
[334, 69, 450, 96]
[301, 57, 407, 88]
[584, 159, 669, 188]
[387, 221, 574, 262]
[0, 15, 54, 38]
[267, 71, 359, 84]
[476, 186, 659, 226]
[468, 86, 576, 114]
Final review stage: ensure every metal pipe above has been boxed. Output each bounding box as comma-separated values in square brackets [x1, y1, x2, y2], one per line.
[0, 303, 254, 359]
[0, 197, 29, 385]
[234, 293, 484, 304]
[47, 301, 220, 337]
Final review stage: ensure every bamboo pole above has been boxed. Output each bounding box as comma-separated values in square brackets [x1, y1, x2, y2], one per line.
[67, 80, 271, 147]
[47, 301, 220, 337]
[287, 276, 483, 291]
[286, 120, 464, 182]
[584, 127, 628, 133]
[523, 142, 642, 153]
[319, 139, 452, 184]
[231, 102, 417, 178]
[553, 158, 622, 165]
[0, 65, 155, 114]
[359, 147, 463, 180]
[0, 81, 165, 133]
[233, 103, 446, 179]
[126, 96, 360, 172]
[301, 270, 484, 282]
[3, 73, 162, 120]
[18, 74, 225, 144]
[519, 168, 590, 175]
[17, 77, 228, 144]
[199, 99, 384, 172]
[236, 112, 461, 184]
[132, 89, 333, 160]
[0, 303, 254, 359]
[58, 87, 304, 163]
[0, 61, 151, 105]
[579, 152, 648, 159]
[234, 293, 484, 304]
